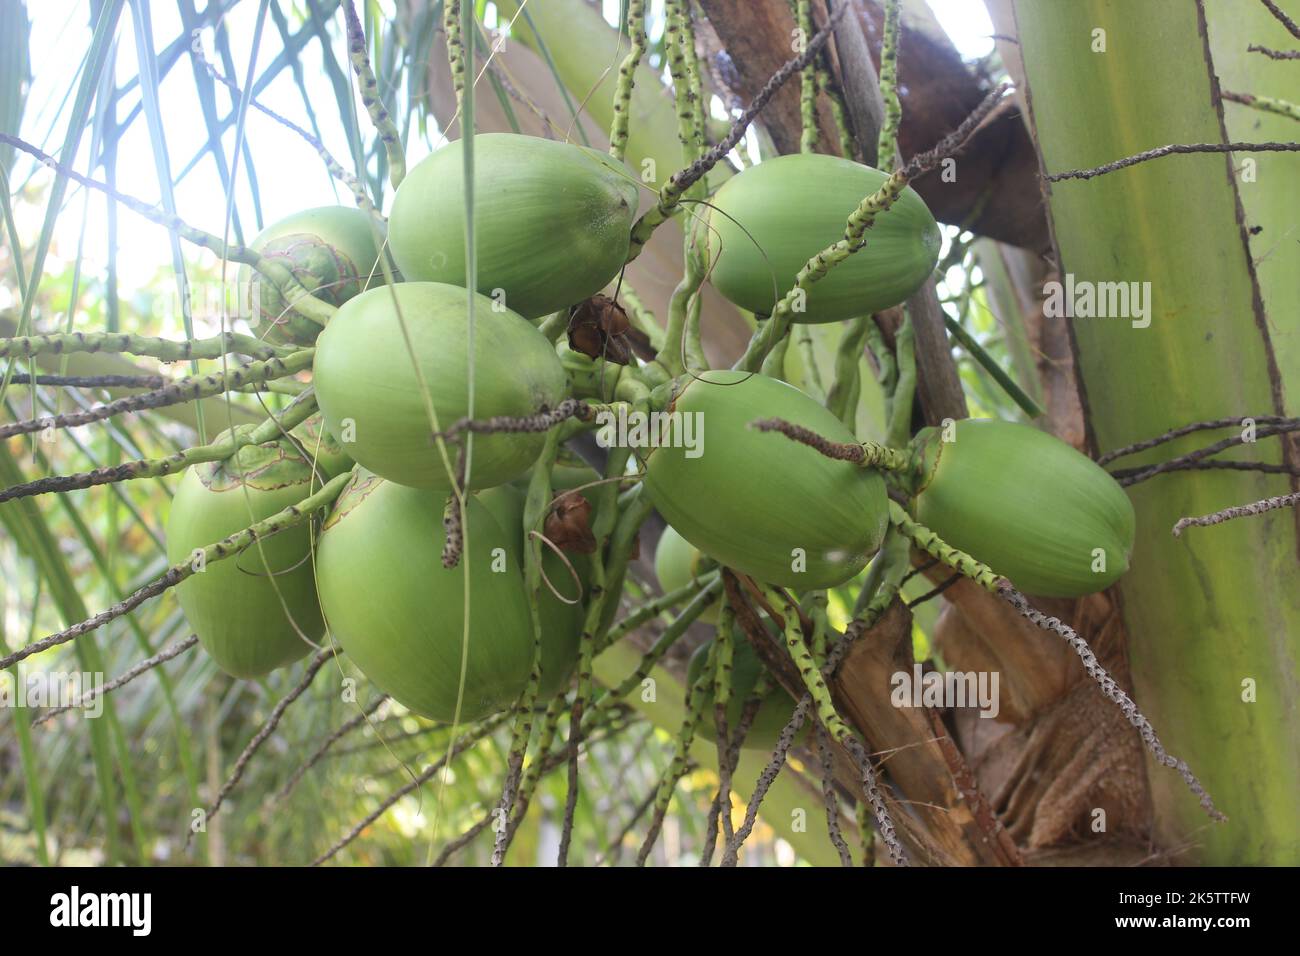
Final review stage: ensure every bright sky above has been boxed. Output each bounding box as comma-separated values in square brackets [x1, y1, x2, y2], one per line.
[7, 0, 995, 322]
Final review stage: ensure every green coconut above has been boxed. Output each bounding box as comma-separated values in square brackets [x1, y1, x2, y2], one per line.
[312, 281, 568, 491]
[387, 133, 639, 319]
[686, 632, 799, 751]
[910, 419, 1136, 597]
[290, 412, 355, 480]
[165, 429, 323, 678]
[317, 473, 536, 722]
[653, 524, 720, 624]
[704, 153, 941, 324]
[644, 370, 888, 589]
[238, 206, 388, 345]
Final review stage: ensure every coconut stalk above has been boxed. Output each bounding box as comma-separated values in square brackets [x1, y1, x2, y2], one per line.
[1011, 0, 1300, 864]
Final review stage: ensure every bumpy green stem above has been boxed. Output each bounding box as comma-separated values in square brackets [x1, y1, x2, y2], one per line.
[749, 417, 913, 472]
[796, 0, 818, 152]
[343, 1, 405, 188]
[636, 642, 716, 865]
[625, 4, 851, 260]
[558, 445, 632, 864]
[596, 571, 719, 656]
[0, 472, 350, 671]
[818, 68, 856, 159]
[876, 0, 903, 168]
[0, 330, 289, 363]
[889, 502, 1000, 591]
[711, 596, 737, 851]
[594, 580, 722, 711]
[0, 392, 319, 503]
[1222, 90, 1300, 122]
[675, 0, 707, 156]
[491, 435, 560, 866]
[504, 695, 567, 838]
[663, 2, 694, 158]
[763, 584, 906, 865]
[608, 0, 648, 163]
[0, 349, 314, 440]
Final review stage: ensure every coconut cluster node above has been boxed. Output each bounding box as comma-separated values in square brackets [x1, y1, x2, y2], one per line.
[169, 130, 1135, 738]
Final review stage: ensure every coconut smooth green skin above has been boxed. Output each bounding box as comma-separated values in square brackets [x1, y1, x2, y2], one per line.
[910, 419, 1136, 598]
[165, 430, 323, 679]
[312, 282, 568, 491]
[654, 524, 719, 624]
[238, 206, 387, 345]
[704, 153, 941, 324]
[388, 133, 639, 319]
[317, 473, 538, 722]
[644, 370, 888, 589]
[686, 633, 798, 750]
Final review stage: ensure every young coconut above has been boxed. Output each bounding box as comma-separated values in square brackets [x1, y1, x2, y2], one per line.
[238, 206, 388, 345]
[387, 133, 639, 319]
[165, 429, 324, 679]
[654, 524, 720, 624]
[312, 282, 568, 491]
[643, 370, 889, 589]
[317, 472, 541, 722]
[704, 153, 940, 324]
[909, 419, 1135, 597]
[686, 632, 799, 750]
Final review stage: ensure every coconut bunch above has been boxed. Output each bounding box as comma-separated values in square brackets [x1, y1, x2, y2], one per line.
[1, 0, 1250, 867]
